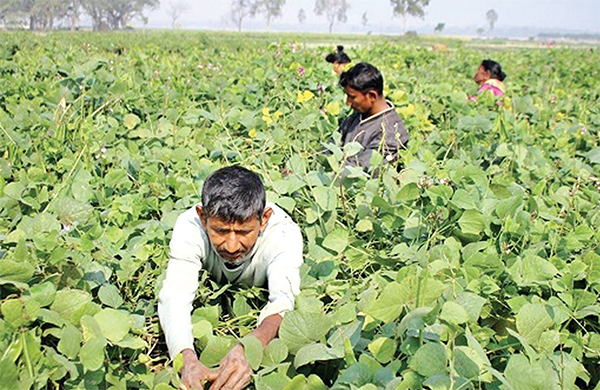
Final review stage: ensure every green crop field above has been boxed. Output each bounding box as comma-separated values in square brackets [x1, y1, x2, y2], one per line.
[0, 30, 599, 390]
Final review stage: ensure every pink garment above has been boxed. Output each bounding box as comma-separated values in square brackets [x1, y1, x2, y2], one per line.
[477, 79, 505, 97]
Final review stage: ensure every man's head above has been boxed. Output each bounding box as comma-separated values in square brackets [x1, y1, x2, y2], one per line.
[196, 166, 272, 268]
[340, 62, 385, 116]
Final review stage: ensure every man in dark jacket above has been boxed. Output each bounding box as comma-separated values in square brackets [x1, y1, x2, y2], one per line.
[339, 62, 409, 169]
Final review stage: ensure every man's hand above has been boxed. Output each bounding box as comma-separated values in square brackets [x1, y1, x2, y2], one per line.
[180, 349, 218, 390]
[209, 344, 252, 390]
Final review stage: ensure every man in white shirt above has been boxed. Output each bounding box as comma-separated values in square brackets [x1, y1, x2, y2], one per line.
[158, 166, 303, 390]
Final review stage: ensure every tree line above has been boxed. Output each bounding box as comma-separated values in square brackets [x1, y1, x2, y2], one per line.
[0, 0, 460, 34]
[0, 0, 158, 31]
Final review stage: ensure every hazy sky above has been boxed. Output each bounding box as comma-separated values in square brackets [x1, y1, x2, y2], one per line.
[146, 0, 600, 35]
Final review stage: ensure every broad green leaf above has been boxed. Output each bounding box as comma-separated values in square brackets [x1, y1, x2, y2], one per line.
[192, 319, 212, 342]
[279, 311, 334, 353]
[192, 306, 220, 327]
[409, 343, 447, 377]
[396, 182, 421, 203]
[57, 324, 82, 359]
[98, 284, 124, 308]
[93, 308, 132, 343]
[241, 336, 263, 370]
[364, 282, 403, 323]
[294, 343, 343, 368]
[0, 260, 35, 284]
[450, 189, 477, 210]
[200, 336, 237, 367]
[114, 335, 147, 349]
[312, 186, 337, 211]
[282, 374, 328, 390]
[455, 292, 486, 322]
[28, 281, 56, 307]
[458, 209, 486, 235]
[355, 219, 373, 233]
[322, 228, 349, 254]
[440, 301, 469, 325]
[1, 297, 40, 327]
[504, 354, 558, 390]
[80, 336, 107, 372]
[50, 289, 93, 325]
[367, 337, 396, 364]
[0, 357, 19, 390]
[262, 339, 288, 367]
[516, 303, 554, 347]
[124, 113, 141, 129]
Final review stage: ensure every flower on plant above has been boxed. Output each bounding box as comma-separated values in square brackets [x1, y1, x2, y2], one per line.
[298, 66, 305, 76]
[297, 90, 315, 103]
[261, 107, 283, 125]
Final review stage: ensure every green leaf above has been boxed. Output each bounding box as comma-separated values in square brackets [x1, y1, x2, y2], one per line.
[98, 284, 124, 308]
[262, 339, 288, 367]
[367, 337, 396, 364]
[123, 113, 141, 129]
[241, 336, 263, 370]
[294, 343, 343, 368]
[364, 282, 403, 323]
[355, 219, 373, 233]
[322, 228, 349, 254]
[0, 357, 19, 390]
[114, 335, 147, 349]
[396, 182, 420, 202]
[80, 336, 107, 372]
[450, 189, 477, 210]
[458, 209, 487, 235]
[409, 343, 447, 377]
[0, 259, 35, 285]
[28, 281, 56, 307]
[440, 301, 469, 325]
[200, 336, 237, 367]
[1, 298, 40, 327]
[279, 311, 334, 353]
[516, 303, 554, 347]
[312, 186, 337, 211]
[93, 308, 132, 343]
[504, 354, 558, 390]
[50, 289, 93, 325]
[57, 324, 82, 359]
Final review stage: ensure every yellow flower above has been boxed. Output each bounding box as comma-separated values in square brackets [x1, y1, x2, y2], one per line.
[325, 101, 341, 116]
[273, 110, 283, 120]
[297, 90, 315, 103]
[262, 106, 273, 124]
[248, 128, 257, 138]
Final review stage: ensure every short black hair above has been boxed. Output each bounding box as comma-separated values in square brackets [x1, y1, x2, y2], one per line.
[481, 59, 506, 81]
[340, 62, 383, 96]
[201, 166, 265, 223]
[325, 45, 351, 64]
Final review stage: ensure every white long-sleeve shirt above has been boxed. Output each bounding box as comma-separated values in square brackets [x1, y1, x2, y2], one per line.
[158, 202, 303, 359]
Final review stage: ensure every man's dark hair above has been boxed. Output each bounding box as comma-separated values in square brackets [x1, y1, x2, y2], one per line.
[481, 59, 506, 81]
[340, 62, 384, 96]
[325, 45, 351, 64]
[202, 166, 265, 223]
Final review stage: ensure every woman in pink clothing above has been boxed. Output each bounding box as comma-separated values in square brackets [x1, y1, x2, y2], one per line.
[474, 59, 506, 97]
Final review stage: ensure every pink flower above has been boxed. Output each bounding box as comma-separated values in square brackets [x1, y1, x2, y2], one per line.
[298, 66, 305, 76]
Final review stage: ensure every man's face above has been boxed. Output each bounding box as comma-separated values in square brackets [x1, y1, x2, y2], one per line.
[197, 206, 272, 268]
[343, 85, 377, 116]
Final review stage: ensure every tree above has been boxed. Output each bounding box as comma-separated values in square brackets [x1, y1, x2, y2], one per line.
[390, 0, 430, 35]
[434, 22, 444, 34]
[0, 0, 69, 30]
[361, 11, 367, 27]
[476, 27, 485, 36]
[80, 0, 159, 30]
[486, 9, 498, 30]
[230, 0, 253, 31]
[251, 0, 285, 31]
[297, 8, 306, 24]
[167, 1, 189, 29]
[314, 0, 349, 34]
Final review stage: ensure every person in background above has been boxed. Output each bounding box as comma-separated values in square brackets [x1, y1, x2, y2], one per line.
[326, 45, 352, 74]
[474, 59, 506, 97]
[338, 62, 409, 169]
[158, 166, 303, 390]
